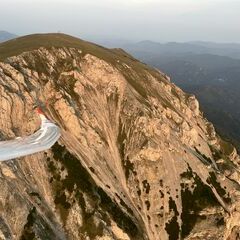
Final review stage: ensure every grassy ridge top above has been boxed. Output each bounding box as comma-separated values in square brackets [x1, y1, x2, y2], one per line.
[0, 33, 161, 76]
[0, 33, 169, 98]
[0, 33, 143, 69]
[0, 33, 113, 61]
[0, 33, 140, 64]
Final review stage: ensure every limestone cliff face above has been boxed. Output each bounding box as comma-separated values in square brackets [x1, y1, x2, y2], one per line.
[0, 34, 240, 240]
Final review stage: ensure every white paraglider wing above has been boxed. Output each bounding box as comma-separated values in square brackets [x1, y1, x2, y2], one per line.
[0, 114, 61, 161]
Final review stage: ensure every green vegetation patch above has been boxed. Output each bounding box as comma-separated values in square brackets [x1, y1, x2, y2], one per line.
[20, 207, 36, 240]
[180, 166, 220, 238]
[165, 197, 180, 240]
[49, 142, 141, 239]
[206, 172, 231, 204]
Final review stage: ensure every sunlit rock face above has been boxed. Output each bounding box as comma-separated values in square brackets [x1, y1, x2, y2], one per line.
[0, 34, 240, 240]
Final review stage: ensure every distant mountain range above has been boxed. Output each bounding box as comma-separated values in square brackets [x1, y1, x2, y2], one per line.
[121, 40, 240, 60]
[118, 40, 240, 149]
[0, 31, 17, 42]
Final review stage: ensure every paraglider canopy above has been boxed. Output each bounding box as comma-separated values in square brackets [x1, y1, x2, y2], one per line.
[0, 107, 61, 161]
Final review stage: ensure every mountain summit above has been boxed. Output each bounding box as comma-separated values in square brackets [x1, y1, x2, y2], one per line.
[0, 33, 240, 240]
[0, 30, 17, 43]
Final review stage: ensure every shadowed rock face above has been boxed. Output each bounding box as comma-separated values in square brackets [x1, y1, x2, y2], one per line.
[0, 34, 240, 240]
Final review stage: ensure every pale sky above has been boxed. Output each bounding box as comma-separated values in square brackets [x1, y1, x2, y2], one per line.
[1, 0, 240, 42]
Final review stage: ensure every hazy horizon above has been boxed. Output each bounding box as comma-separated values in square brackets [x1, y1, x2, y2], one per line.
[2, 31, 240, 45]
[1, 0, 240, 43]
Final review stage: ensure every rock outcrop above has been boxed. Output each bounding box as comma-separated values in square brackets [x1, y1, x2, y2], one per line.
[0, 34, 240, 240]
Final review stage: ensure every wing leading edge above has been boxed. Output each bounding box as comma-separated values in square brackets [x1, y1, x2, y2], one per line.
[0, 111, 61, 161]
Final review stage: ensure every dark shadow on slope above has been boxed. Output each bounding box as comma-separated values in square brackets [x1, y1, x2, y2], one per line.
[49, 143, 142, 239]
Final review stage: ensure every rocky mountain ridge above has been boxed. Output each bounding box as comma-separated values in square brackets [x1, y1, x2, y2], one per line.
[0, 34, 240, 240]
[120, 41, 240, 150]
